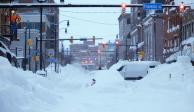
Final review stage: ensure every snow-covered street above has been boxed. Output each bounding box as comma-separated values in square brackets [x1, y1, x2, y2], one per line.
[0, 56, 194, 112]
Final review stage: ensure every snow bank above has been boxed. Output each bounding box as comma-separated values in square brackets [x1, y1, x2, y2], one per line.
[1, 55, 194, 112]
[131, 56, 194, 112]
[0, 57, 60, 112]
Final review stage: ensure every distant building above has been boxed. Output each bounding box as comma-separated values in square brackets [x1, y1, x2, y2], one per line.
[70, 40, 98, 70]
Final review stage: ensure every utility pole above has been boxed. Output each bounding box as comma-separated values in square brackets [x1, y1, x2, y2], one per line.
[39, 7, 43, 70]
[54, 24, 57, 72]
[9, 0, 12, 44]
[136, 43, 138, 61]
[23, 27, 27, 71]
[35, 37, 38, 72]
[126, 36, 128, 60]
[28, 23, 31, 71]
[180, 15, 183, 56]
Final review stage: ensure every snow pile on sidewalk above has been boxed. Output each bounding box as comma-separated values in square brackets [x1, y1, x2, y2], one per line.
[132, 56, 194, 112]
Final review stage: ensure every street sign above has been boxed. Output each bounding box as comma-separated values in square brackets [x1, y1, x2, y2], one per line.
[17, 48, 23, 57]
[48, 49, 55, 57]
[143, 3, 162, 10]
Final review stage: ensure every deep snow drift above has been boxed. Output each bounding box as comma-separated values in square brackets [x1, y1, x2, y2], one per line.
[0, 56, 194, 112]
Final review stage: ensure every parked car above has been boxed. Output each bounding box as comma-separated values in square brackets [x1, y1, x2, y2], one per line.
[117, 63, 149, 80]
[0, 40, 17, 66]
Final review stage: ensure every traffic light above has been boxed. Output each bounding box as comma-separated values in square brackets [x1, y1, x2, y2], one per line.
[60, 0, 64, 3]
[102, 44, 105, 48]
[92, 36, 95, 45]
[70, 36, 73, 44]
[65, 28, 67, 33]
[121, 3, 126, 15]
[115, 40, 120, 48]
[67, 20, 70, 27]
[102, 41, 106, 48]
[179, 2, 185, 13]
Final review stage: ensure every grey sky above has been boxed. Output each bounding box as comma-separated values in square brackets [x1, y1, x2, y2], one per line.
[54, 0, 131, 47]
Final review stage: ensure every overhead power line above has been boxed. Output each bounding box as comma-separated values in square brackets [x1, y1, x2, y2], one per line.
[59, 10, 130, 14]
[60, 14, 118, 26]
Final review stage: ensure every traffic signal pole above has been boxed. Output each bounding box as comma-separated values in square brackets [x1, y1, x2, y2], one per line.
[0, 3, 190, 8]
[0, 3, 189, 69]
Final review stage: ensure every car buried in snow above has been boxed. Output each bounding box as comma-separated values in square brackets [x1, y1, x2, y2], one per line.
[117, 61, 160, 80]
[117, 63, 149, 80]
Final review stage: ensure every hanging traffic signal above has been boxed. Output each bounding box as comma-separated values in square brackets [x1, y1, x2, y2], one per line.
[70, 36, 73, 44]
[93, 36, 95, 45]
[115, 40, 120, 48]
[121, 3, 126, 9]
[179, 2, 185, 13]
[121, 3, 126, 15]
[60, 0, 64, 3]
[102, 41, 106, 48]
[65, 28, 67, 33]
[67, 20, 70, 27]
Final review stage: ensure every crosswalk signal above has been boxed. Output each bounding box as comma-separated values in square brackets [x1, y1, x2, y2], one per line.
[70, 36, 73, 44]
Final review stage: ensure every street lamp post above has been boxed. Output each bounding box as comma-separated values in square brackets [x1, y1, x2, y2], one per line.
[136, 42, 138, 61]
[22, 27, 27, 71]
[37, 0, 46, 70]
[54, 24, 57, 72]
[35, 37, 38, 72]
[27, 21, 31, 71]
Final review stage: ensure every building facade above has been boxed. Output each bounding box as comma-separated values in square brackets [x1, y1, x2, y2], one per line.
[118, 13, 131, 60]
[128, 0, 164, 62]
[8, 0, 59, 71]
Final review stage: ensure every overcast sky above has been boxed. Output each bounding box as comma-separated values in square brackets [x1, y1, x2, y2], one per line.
[54, 0, 131, 48]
